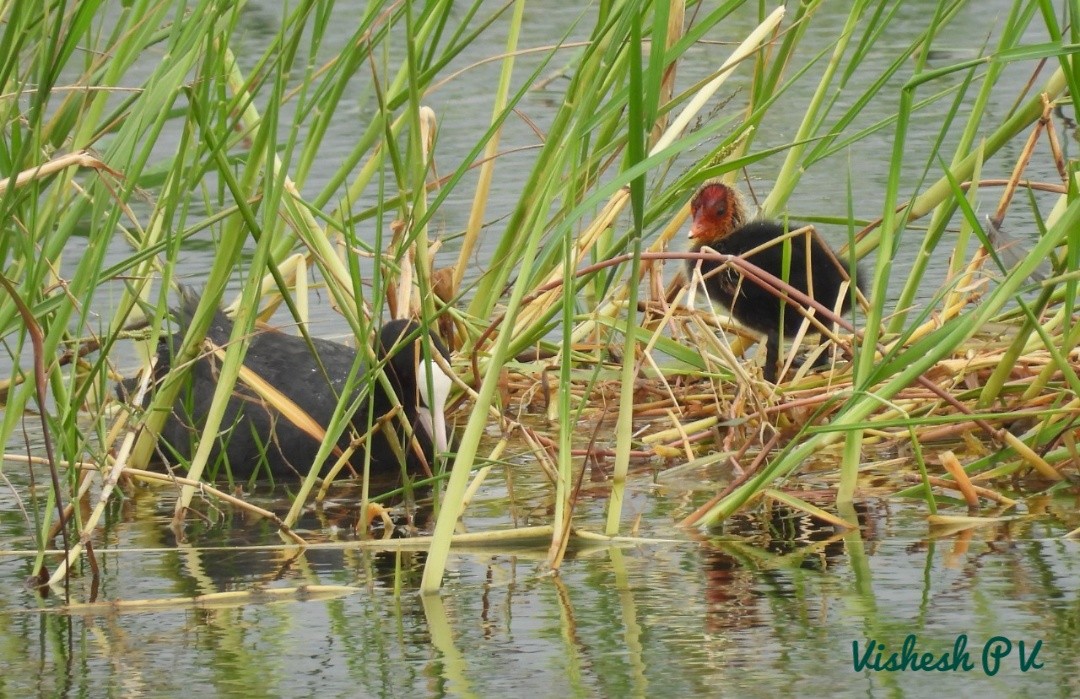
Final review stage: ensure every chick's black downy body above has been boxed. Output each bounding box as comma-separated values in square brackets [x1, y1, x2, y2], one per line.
[687, 183, 863, 381]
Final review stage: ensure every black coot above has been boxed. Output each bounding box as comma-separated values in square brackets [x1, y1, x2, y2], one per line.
[121, 288, 451, 480]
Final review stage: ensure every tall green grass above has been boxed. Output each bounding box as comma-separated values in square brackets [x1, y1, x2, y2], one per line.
[1, 0, 1077, 596]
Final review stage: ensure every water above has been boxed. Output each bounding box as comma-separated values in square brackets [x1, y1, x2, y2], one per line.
[3, 1, 1078, 697]
[2, 488, 1078, 697]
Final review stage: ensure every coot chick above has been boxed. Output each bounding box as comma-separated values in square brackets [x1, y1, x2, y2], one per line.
[686, 182, 862, 382]
[121, 289, 451, 481]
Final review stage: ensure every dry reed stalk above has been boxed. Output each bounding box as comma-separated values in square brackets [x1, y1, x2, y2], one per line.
[900, 472, 1017, 507]
[53, 585, 360, 614]
[939, 451, 980, 509]
[0, 150, 120, 194]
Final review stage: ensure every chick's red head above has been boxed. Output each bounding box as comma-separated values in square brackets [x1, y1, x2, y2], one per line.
[689, 183, 745, 245]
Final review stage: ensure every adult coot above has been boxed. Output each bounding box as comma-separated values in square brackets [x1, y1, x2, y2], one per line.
[122, 288, 451, 481]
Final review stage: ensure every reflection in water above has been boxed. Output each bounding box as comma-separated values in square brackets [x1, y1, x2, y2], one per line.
[2, 491, 1080, 696]
[141, 486, 436, 594]
[696, 504, 860, 635]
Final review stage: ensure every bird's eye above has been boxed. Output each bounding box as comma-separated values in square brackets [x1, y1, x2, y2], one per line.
[714, 200, 726, 217]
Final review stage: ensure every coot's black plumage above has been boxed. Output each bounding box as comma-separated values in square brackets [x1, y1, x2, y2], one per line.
[123, 289, 451, 481]
[686, 183, 862, 382]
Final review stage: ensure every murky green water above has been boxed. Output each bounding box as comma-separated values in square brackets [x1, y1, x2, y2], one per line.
[4, 1, 1079, 697]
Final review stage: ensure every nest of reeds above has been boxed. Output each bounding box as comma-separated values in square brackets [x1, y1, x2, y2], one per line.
[482, 91, 1080, 532]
